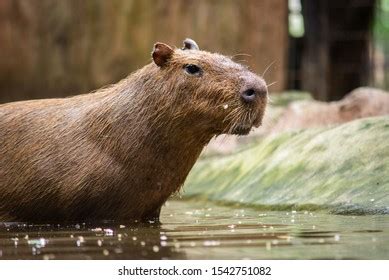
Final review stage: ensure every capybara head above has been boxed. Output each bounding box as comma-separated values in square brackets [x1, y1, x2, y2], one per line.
[150, 38, 268, 136]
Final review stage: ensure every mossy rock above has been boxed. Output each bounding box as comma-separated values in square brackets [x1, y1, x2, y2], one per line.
[268, 91, 312, 107]
[183, 116, 389, 214]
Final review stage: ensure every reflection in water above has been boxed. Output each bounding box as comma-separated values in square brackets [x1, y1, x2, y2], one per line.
[0, 199, 388, 259]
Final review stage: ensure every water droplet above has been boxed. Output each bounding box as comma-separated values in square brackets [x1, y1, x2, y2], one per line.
[104, 229, 114, 236]
[103, 249, 109, 256]
[39, 238, 47, 247]
[160, 235, 167, 241]
[132, 236, 137, 241]
[27, 238, 47, 248]
[334, 234, 340, 242]
[91, 227, 102, 232]
[140, 241, 146, 246]
[160, 241, 167, 247]
[152, 245, 160, 252]
[203, 240, 220, 247]
[114, 248, 123, 254]
[97, 240, 103, 246]
[370, 198, 375, 202]
[223, 104, 229, 109]
[76, 236, 85, 247]
[119, 225, 126, 229]
[43, 254, 55, 260]
[11, 237, 19, 246]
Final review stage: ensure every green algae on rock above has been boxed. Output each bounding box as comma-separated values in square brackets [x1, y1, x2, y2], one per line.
[183, 116, 389, 214]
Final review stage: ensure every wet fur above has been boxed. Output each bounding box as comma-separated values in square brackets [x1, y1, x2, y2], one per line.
[0, 46, 267, 222]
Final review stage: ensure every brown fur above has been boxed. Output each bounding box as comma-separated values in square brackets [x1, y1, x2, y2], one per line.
[0, 39, 267, 222]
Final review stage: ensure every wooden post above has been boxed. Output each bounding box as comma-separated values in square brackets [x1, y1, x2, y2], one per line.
[301, 0, 375, 101]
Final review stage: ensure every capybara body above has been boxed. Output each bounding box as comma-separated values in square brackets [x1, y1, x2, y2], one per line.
[0, 39, 267, 222]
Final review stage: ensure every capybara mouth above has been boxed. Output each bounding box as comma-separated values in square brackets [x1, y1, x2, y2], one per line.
[231, 124, 253, 135]
[252, 112, 264, 128]
[226, 108, 265, 135]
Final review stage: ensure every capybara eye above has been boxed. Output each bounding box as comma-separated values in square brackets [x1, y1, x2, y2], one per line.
[184, 64, 202, 76]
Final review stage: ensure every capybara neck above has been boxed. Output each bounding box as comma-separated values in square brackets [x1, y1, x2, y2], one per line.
[88, 64, 213, 160]
[86, 64, 212, 180]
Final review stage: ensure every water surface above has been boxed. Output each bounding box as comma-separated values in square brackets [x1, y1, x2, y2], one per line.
[0, 199, 388, 259]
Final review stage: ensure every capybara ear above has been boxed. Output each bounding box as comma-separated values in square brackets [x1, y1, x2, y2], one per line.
[152, 42, 174, 67]
[182, 38, 199, 50]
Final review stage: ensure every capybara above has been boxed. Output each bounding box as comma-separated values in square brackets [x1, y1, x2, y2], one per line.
[0, 39, 267, 222]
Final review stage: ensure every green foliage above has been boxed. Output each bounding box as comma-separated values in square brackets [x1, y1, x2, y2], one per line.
[374, 0, 389, 41]
[269, 91, 312, 107]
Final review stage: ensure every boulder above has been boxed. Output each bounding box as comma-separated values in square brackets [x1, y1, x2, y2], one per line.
[184, 116, 389, 214]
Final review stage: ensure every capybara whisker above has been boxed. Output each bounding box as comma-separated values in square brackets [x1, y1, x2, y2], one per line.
[262, 60, 276, 78]
[267, 81, 278, 88]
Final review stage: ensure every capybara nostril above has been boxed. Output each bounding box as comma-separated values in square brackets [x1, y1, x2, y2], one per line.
[240, 88, 257, 103]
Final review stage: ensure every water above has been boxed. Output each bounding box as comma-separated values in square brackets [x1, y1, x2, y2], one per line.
[0, 199, 388, 259]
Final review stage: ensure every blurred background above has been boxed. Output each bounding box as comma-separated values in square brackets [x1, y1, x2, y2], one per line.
[0, 1, 389, 261]
[0, 0, 387, 104]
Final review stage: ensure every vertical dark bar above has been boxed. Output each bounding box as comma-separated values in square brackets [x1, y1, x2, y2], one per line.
[301, 0, 375, 101]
